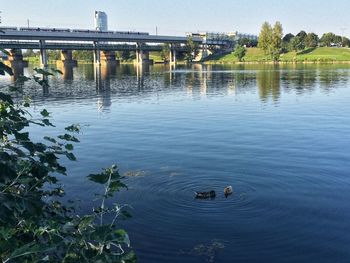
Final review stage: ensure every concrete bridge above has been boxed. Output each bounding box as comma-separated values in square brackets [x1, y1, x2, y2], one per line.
[0, 27, 207, 66]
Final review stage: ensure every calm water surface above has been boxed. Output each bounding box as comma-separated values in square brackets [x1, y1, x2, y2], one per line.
[2, 64, 350, 262]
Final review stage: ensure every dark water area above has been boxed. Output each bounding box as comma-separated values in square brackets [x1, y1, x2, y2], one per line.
[1, 63, 350, 262]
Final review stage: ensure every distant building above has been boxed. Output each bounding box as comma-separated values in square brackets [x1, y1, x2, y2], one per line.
[187, 31, 258, 44]
[94, 11, 108, 31]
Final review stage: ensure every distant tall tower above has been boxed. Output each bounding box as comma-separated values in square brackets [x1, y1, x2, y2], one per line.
[94, 11, 108, 31]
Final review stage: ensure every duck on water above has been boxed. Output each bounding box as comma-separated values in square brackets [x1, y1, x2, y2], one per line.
[195, 190, 216, 199]
[224, 186, 233, 197]
[195, 186, 233, 199]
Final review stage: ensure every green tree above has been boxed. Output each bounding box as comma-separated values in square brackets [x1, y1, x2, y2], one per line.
[121, 50, 131, 61]
[47, 50, 60, 61]
[238, 38, 258, 47]
[72, 50, 94, 61]
[160, 43, 171, 62]
[305, 33, 319, 48]
[271, 21, 283, 61]
[334, 35, 343, 46]
[185, 36, 199, 62]
[296, 31, 307, 41]
[282, 33, 295, 43]
[233, 45, 247, 62]
[281, 33, 294, 53]
[320, 32, 337, 47]
[289, 36, 305, 51]
[258, 21, 283, 61]
[342, 37, 350, 47]
[258, 22, 272, 54]
[23, 49, 36, 57]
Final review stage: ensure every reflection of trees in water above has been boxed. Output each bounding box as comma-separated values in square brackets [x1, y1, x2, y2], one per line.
[281, 67, 317, 95]
[281, 65, 350, 95]
[257, 69, 281, 102]
[318, 68, 350, 93]
[13, 64, 350, 108]
[79, 64, 95, 80]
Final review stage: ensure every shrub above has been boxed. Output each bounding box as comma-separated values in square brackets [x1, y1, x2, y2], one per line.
[0, 58, 135, 262]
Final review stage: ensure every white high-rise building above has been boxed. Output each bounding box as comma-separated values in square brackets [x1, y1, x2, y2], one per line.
[94, 11, 108, 31]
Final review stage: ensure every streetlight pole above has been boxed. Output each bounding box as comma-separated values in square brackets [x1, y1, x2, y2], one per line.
[341, 28, 346, 47]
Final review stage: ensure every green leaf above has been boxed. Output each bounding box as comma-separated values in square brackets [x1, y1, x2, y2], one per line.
[88, 173, 110, 184]
[9, 85, 20, 92]
[0, 92, 14, 104]
[58, 134, 80, 142]
[34, 68, 54, 76]
[40, 109, 50, 117]
[121, 251, 137, 263]
[78, 215, 95, 231]
[108, 181, 128, 195]
[65, 124, 80, 133]
[120, 210, 132, 220]
[14, 132, 29, 141]
[65, 144, 74, 151]
[51, 68, 63, 75]
[17, 75, 31, 82]
[0, 62, 14, 76]
[42, 119, 54, 127]
[65, 152, 77, 161]
[44, 136, 57, 143]
[8, 242, 57, 261]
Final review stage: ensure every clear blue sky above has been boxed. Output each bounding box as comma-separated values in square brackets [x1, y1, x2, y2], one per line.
[1, 0, 349, 37]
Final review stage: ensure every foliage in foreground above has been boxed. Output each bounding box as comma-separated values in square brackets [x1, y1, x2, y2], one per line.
[0, 59, 135, 262]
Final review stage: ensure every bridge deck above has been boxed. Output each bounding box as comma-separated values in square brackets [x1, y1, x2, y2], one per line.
[0, 30, 203, 44]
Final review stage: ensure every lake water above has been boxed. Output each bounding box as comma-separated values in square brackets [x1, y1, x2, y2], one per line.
[2, 63, 350, 262]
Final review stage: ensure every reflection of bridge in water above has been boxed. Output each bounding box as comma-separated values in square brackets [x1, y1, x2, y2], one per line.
[7, 64, 348, 111]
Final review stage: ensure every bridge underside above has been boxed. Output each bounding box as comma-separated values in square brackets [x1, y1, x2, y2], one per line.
[0, 41, 193, 66]
[0, 38, 231, 67]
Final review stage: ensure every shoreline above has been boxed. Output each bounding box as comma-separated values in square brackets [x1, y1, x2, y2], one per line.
[11, 59, 350, 67]
[204, 60, 350, 65]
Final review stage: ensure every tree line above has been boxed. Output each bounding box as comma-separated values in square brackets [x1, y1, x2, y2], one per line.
[234, 21, 350, 62]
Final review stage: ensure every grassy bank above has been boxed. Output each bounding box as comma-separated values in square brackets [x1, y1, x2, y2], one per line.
[206, 47, 350, 64]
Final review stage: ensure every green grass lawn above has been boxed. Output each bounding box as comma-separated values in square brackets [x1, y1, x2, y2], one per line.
[206, 47, 350, 63]
[149, 52, 164, 63]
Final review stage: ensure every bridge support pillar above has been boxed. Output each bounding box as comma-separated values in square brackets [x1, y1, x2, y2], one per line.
[93, 42, 101, 65]
[57, 50, 77, 67]
[100, 51, 119, 65]
[169, 47, 177, 64]
[39, 40, 48, 67]
[7, 49, 28, 67]
[135, 43, 153, 65]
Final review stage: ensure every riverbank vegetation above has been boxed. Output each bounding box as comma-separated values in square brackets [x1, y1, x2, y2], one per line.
[205, 22, 350, 64]
[205, 47, 350, 63]
[0, 59, 136, 262]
